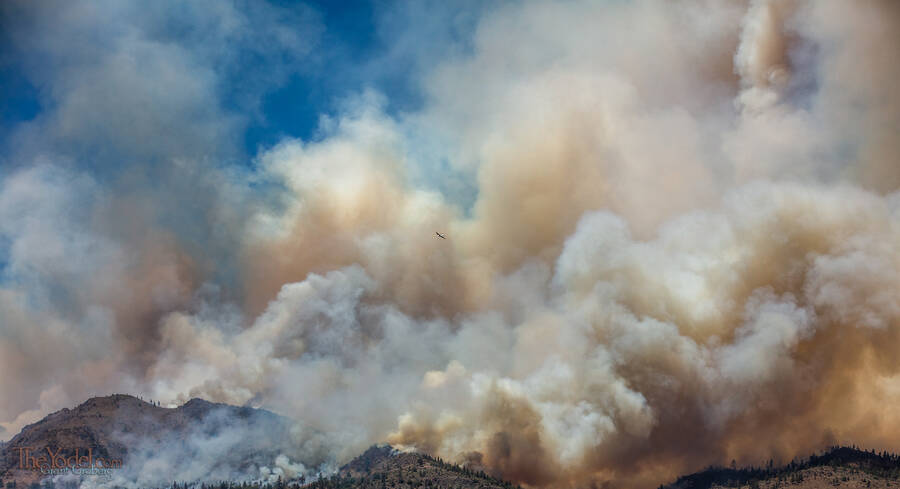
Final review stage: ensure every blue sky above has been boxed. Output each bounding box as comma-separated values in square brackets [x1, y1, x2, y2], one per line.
[0, 0, 481, 165]
[0, 0, 345, 155]
[241, 0, 384, 153]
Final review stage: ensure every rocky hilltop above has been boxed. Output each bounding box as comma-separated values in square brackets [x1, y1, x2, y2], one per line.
[0, 394, 296, 487]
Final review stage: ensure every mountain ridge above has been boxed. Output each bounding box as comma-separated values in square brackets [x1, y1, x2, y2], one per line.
[4, 396, 900, 489]
[0, 394, 297, 487]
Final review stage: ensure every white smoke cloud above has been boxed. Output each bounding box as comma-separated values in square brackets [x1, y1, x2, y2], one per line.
[1, 0, 900, 487]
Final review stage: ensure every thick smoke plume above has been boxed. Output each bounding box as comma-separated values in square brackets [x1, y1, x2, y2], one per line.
[1, 0, 899, 487]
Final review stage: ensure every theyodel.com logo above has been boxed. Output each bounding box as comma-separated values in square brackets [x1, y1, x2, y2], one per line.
[15, 447, 122, 478]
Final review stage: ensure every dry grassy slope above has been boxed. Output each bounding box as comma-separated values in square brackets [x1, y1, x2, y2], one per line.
[664, 447, 900, 489]
[711, 466, 900, 489]
[0, 394, 293, 486]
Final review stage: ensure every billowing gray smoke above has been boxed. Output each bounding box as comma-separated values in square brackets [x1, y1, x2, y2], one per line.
[1, 0, 899, 487]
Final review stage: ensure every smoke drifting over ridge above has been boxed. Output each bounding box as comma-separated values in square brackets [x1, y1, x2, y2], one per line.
[1, 0, 899, 487]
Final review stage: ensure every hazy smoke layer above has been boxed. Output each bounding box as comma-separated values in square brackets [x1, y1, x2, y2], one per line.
[1, 0, 899, 487]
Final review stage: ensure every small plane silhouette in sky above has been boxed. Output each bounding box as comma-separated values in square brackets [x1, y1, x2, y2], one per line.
[435, 232, 447, 239]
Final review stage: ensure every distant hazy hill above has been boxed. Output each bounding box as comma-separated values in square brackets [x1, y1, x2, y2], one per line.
[320, 444, 519, 489]
[662, 446, 900, 489]
[0, 394, 296, 487]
